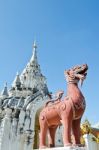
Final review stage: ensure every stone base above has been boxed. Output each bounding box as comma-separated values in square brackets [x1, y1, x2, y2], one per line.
[36, 147, 86, 150]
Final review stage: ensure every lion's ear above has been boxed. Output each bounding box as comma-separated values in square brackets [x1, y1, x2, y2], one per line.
[64, 70, 69, 75]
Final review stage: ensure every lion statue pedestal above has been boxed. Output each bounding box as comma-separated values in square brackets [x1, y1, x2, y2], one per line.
[35, 146, 86, 150]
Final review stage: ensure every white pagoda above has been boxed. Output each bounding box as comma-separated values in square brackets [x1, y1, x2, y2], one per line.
[0, 42, 50, 150]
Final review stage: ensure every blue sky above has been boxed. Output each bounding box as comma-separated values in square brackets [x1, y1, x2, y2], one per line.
[0, 0, 99, 125]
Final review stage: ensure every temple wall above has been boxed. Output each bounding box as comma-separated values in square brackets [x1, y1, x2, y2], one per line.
[84, 134, 99, 150]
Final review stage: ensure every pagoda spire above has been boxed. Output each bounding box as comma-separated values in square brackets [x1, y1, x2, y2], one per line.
[12, 72, 21, 88]
[31, 41, 38, 63]
[19, 42, 48, 94]
[1, 82, 9, 97]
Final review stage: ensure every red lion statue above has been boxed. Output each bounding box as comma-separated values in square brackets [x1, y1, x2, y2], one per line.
[39, 64, 88, 149]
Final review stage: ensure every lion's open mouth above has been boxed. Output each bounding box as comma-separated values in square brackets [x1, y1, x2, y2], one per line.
[75, 64, 88, 75]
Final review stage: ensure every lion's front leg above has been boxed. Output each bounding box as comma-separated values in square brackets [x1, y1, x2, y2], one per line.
[72, 118, 81, 146]
[61, 106, 73, 147]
